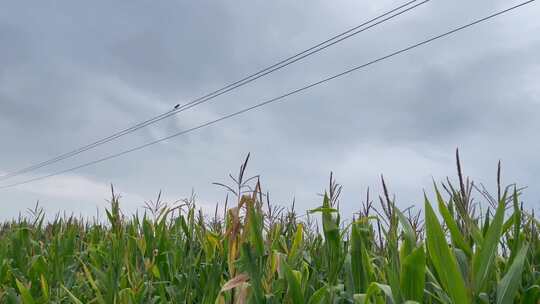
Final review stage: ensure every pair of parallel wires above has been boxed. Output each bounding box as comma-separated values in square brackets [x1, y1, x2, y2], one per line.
[0, 0, 535, 189]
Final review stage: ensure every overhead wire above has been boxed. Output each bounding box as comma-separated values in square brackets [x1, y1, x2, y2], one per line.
[1, 0, 533, 190]
[0, 0, 428, 181]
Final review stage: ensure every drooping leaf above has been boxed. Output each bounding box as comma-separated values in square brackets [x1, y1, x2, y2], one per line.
[221, 273, 249, 292]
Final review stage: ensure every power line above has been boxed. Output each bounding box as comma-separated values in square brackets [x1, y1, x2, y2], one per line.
[0, 0, 428, 181]
[0, 0, 534, 190]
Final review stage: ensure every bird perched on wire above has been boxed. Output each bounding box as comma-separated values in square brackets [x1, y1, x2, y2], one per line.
[173, 104, 181, 110]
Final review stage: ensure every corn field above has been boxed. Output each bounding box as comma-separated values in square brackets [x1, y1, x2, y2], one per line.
[0, 153, 539, 303]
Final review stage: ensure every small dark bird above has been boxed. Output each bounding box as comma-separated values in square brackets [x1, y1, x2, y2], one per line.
[174, 104, 181, 110]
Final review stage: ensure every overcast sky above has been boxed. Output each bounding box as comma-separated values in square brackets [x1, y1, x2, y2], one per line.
[1, 0, 539, 220]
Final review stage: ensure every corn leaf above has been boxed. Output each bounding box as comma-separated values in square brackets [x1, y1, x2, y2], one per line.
[401, 246, 426, 302]
[473, 197, 505, 293]
[350, 221, 370, 293]
[15, 279, 35, 304]
[434, 185, 472, 257]
[282, 260, 304, 304]
[496, 243, 529, 304]
[425, 196, 469, 303]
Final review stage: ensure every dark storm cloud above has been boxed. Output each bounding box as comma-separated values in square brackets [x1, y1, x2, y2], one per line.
[0, 0, 539, 219]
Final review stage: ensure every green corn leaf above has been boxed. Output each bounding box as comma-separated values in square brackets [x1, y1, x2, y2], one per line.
[350, 221, 370, 293]
[395, 208, 416, 256]
[366, 282, 395, 304]
[425, 195, 469, 304]
[289, 223, 303, 262]
[61, 285, 84, 304]
[344, 254, 355, 297]
[502, 216, 514, 236]
[247, 199, 265, 257]
[307, 285, 328, 304]
[473, 196, 505, 293]
[401, 246, 426, 302]
[510, 188, 522, 265]
[39, 274, 49, 302]
[386, 236, 402, 303]
[282, 260, 304, 304]
[454, 248, 470, 284]
[434, 185, 472, 257]
[307, 207, 338, 214]
[80, 260, 106, 304]
[320, 193, 342, 285]
[15, 279, 35, 304]
[353, 293, 367, 304]
[482, 209, 491, 237]
[470, 224, 485, 248]
[352, 283, 395, 304]
[521, 285, 540, 304]
[240, 244, 265, 303]
[496, 243, 529, 304]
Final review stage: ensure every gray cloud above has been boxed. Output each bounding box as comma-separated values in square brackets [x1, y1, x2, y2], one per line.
[0, 0, 539, 220]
